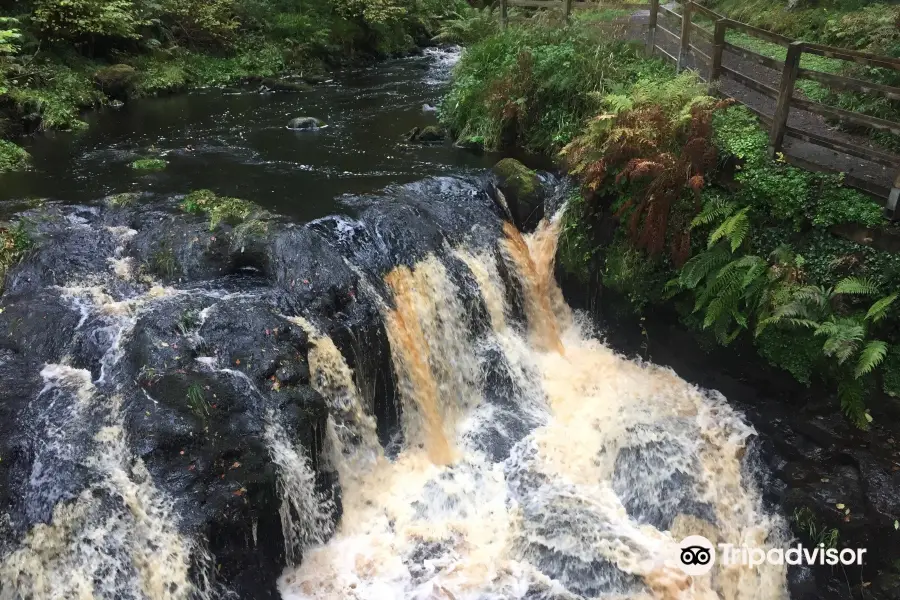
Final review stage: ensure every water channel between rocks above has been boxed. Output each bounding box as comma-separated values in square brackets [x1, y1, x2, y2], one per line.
[0, 47, 794, 600]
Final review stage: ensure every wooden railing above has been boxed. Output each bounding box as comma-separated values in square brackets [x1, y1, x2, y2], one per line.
[497, 0, 900, 219]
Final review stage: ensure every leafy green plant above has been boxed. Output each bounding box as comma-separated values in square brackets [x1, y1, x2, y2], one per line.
[0, 222, 32, 292]
[432, 5, 497, 45]
[0, 140, 29, 172]
[131, 158, 167, 171]
[186, 382, 210, 419]
[152, 244, 177, 278]
[793, 507, 840, 550]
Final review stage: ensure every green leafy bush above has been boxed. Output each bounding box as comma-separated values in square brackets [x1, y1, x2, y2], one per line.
[441, 22, 667, 151]
[0, 222, 32, 292]
[0, 140, 29, 172]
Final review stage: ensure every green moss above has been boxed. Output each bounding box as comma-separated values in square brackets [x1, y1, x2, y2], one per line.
[0, 222, 32, 291]
[493, 158, 539, 199]
[105, 192, 140, 208]
[180, 189, 258, 230]
[0, 140, 29, 172]
[131, 158, 167, 171]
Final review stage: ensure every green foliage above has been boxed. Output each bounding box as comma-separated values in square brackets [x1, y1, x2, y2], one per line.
[180, 189, 257, 230]
[131, 158, 167, 170]
[756, 327, 821, 385]
[0, 222, 32, 292]
[441, 21, 668, 151]
[712, 106, 885, 230]
[152, 244, 177, 277]
[187, 382, 210, 419]
[558, 190, 600, 283]
[602, 239, 667, 314]
[433, 5, 497, 45]
[31, 0, 145, 41]
[793, 506, 840, 549]
[0, 16, 21, 56]
[882, 345, 900, 398]
[105, 192, 140, 207]
[8, 59, 104, 130]
[0, 140, 29, 172]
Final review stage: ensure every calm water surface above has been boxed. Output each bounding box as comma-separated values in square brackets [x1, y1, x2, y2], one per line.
[1, 48, 522, 222]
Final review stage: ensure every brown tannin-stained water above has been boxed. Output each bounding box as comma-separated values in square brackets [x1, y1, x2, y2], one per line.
[277, 217, 788, 600]
[0, 46, 792, 600]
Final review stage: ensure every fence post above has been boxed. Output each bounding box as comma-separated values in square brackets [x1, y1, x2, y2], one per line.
[647, 0, 659, 56]
[769, 41, 803, 158]
[886, 171, 900, 220]
[677, 1, 694, 72]
[564, 0, 573, 23]
[708, 18, 727, 87]
[500, 0, 508, 30]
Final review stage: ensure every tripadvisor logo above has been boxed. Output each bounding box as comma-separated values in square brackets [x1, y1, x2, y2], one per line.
[676, 536, 867, 575]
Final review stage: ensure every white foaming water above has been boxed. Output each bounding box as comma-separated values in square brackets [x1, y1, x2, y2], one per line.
[0, 283, 209, 600]
[279, 219, 788, 600]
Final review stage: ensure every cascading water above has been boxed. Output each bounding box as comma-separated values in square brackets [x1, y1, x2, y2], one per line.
[278, 215, 788, 600]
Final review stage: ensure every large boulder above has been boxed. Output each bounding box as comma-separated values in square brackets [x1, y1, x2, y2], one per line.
[491, 158, 545, 231]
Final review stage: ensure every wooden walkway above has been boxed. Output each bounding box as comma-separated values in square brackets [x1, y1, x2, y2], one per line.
[499, 0, 900, 219]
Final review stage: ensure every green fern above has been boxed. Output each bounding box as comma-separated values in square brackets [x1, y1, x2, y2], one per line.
[865, 293, 898, 323]
[708, 207, 750, 252]
[815, 318, 866, 365]
[691, 197, 735, 229]
[855, 340, 888, 378]
[834, 276, 880, 297]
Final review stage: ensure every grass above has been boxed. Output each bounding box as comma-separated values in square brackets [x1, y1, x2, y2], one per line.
[151, 244, 177, 278]
[131, 158, 167, 171]
[105, 192, 140, 207]
[186, 383, 210, 419]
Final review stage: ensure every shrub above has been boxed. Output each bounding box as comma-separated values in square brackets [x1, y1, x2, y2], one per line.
[0, 140, 29, 172]
[31, 0, 145, 42]
[0, 222, 32, 291]
[441, 22, 666, 151]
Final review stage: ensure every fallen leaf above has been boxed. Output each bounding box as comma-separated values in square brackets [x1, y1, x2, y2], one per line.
[894, 520, 899, 530]
[188, 465, 195, 471]
[179, 450, 185, 455]
[836, 503, 845, 510]
[235, 359, 241, 365]
[231, 462, 241, 469]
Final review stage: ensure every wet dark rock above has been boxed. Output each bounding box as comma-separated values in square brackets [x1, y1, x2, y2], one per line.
[286, 117, 325, 130]
[405, 125, 445, 143]
[127, 214, 236, 282]
[276, 361, 310, 386]
[197, 296, 310, 383]
[249, 77, 312, 93]
[491, 158, 545, 232]
[93, 64, 137, 100]
[0, 289, 81, 364]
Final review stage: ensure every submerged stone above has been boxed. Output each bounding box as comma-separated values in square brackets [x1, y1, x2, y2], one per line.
[287, 117, 326, 130]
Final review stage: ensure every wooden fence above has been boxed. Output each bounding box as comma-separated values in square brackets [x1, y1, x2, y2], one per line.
[498, 0, 900, 219]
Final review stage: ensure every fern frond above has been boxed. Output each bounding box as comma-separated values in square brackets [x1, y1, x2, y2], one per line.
[816, 319, 866, 364]
[707, 207, 750, 251]
[865, 293, 898, 323]
[690, 197, 734, 229]
[834, 277, 880, 297]
[855, 340, 888, 378]
[838, 378, 869, 430]
[678, 247, 731, 290]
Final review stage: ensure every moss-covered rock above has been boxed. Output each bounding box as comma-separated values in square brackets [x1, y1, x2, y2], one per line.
[130, 158, 167, 171]
[105, 192, 141, 208]
[180, 189, 263, 231]
[492, 158, 544, 231]
[93, 64, 138, 100]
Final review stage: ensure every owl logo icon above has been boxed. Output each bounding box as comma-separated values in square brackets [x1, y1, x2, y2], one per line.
[677, 536, 716, 576]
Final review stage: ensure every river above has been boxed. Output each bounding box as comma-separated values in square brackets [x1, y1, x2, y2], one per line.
[0, 46, 860, 600]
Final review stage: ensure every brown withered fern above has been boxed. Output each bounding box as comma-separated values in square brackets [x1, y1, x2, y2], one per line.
[562, 75, 732, 267]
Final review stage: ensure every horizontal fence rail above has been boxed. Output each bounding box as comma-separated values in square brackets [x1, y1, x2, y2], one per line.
[497, 0, 900, 218]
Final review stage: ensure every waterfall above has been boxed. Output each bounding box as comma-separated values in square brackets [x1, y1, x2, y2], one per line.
[279, 218, 788, 600]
